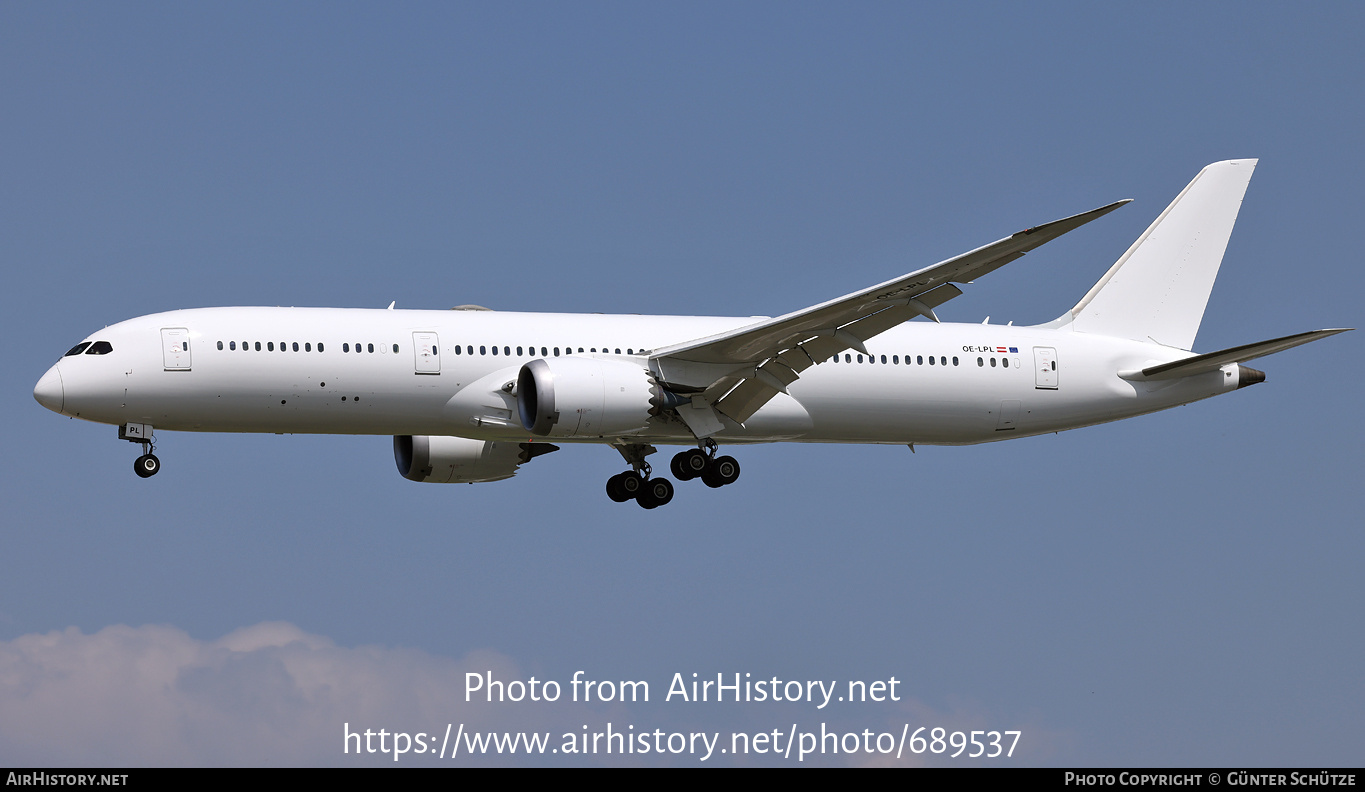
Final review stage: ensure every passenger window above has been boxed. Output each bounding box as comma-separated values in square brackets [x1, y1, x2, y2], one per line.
[480, 345, 487, 355]
[343, 343, 350, 353]
[940, 356, 947, 366]
[367, 343, 374, 353]
[953, 356, 959, 366]
[615, 348, 621, 354]
[517, 346, 523, 356]
[216, 341, 223, 351]
[1051, 361, 1056, 370]
[1000, 357, 1007, 367]
[304, 343, 310, 352]
[541, 347, 548, 356]
[578, 347, 584, 353]
[978, 357, 984, 367]
[467, 346, 473, 355]
[893, 355, 898, 364]
[845, 354, 851, 363]
[319, 343, 325, 352]
[492, 346, 499, 356]
[453, 345, 461, 355]
[880, 355, 887, 364]
[554, 347, 560, 356]
[230, 341, 237, 350]
[255, 342, 262, 351]
[856, 354, 863, 363]
[393, 344, 399, 353]
[917, 355, 923, 365]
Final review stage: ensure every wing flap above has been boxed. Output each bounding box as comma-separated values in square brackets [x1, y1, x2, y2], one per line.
[713, 284, 968, 422]
[714, 379, 779, 423]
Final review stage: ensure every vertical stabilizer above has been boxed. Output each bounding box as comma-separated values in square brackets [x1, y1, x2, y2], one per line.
[1063, 159, 1256, 350]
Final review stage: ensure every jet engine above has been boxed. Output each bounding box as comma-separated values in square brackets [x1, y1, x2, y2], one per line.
[517, 357, 675, 438]
[393, 435, 558, 483]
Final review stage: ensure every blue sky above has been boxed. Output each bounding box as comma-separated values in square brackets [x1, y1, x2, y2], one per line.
[2, 2, 1361, 766]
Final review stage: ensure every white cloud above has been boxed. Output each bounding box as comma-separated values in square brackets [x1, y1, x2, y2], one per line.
[0, 622, 1064, 767]
[0, 622, 568, 766]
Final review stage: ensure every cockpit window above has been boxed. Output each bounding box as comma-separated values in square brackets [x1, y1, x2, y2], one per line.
[64, 342, 92, 356]
[85, 341, 114, 355]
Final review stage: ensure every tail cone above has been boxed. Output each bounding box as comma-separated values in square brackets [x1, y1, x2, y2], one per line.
[1237, 365, 1266, 389]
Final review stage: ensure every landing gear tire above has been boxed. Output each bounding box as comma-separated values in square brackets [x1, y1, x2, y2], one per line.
[606, 471, 643, 503]
[134, 454, 161, 479]
[702, 455, 740, 488]
[671, 449, 709, 481]
[636, 477, 674, 509]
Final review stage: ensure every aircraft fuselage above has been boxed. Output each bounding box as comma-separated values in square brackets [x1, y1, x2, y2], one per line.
[37, 305, 1241, 446]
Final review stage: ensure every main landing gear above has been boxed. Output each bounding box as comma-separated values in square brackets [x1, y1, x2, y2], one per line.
[606, 443, 674, 509]
[669, 444, 740, 489]
[120, 423, 161, 479]
[605, 440, 740, 509]
[606, 470, 674, 509]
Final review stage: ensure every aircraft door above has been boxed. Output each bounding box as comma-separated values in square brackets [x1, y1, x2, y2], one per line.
[996, 399, 1021, 430]
[413, 332, 440, 374]
[161, 328, 192, 371]
[1033, 346, 1058, 389]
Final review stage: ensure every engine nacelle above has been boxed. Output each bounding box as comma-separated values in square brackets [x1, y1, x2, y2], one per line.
[517, 357, 662, 438]
[394, 435, 556, 483]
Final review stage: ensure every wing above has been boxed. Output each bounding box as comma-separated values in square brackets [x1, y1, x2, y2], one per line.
[650, 199, 1131, 429]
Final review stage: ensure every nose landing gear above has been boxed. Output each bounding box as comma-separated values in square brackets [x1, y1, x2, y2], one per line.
[120, 423, 161, 479]
[134, 450, 161, 478]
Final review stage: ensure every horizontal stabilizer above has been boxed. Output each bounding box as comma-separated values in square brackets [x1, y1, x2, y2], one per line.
[1120, 328, 1352, 382]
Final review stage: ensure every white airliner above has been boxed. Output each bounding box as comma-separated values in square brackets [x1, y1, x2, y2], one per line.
[33, 160, 1349, 507]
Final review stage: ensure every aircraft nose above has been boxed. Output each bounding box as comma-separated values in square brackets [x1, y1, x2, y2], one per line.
[34, 364, 64, 413]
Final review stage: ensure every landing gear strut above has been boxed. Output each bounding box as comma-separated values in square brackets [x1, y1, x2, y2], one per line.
[120, 423, 161, 478]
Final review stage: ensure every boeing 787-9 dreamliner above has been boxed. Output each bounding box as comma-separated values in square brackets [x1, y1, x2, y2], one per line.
[34, 160, 1349, 508]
